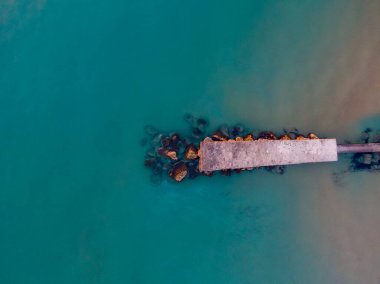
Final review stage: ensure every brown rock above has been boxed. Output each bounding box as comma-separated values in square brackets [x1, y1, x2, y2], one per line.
[244, 133, 255, 141]
[296, 134, 306, 140]
[161, 137, 171, 148]
[307, 133, 319, 139]
[170, 133, 180, 148]
[235, 136, 244, 141]
[166, 150, 178, 160]
[212, 130, 229, 141]
[157, 147, 178, 160]
[169, 162, 188, 182]
[185, 144, 199, 160]
[279, 134, 291, 140]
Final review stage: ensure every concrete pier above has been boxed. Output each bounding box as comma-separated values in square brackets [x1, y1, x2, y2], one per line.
[337, 143, 380, 153]
[199, 139, 338, 172]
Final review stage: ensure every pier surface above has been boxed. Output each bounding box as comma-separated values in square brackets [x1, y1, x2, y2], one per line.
[337, 143, 380, 153]
[199, 139, 338, 172]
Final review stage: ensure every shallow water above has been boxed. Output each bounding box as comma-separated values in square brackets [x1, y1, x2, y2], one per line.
[1, 1, 380, 283]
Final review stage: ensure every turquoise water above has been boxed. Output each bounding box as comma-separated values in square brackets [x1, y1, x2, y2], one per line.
[1, 1, 380, 283]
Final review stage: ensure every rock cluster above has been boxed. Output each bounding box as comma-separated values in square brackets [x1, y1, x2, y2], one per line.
[350, 128, 380, 171]
[142, 115, 322, 184]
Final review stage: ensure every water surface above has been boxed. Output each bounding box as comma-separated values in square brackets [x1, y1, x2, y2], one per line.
[1, 1, 380, 283]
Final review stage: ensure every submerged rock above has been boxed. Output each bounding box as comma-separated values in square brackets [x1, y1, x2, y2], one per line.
[218, 124, 230, 138]
[272, 165, 285, 175]
[151, 133, 163, 146]
[202, 171, 214, 177]
[169, 162, 188, 182]
[144, 158, 157, 168]
[191, 127, 204, 139]
[185, 114, 208, 138]
[258, 131, 277, 140]
[229, 124, 245, 138]
[187, 161, 200, 179]
[184, 113, 197, 126]
[196, 118, 208, 131]
[220, 169, 232, 176]
[363, 153, 372, 165]
[185, 144, 199, 160]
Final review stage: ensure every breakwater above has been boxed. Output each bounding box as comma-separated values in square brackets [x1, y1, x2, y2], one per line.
[142, 115, 380, 184]
[142, 114, 323, 184]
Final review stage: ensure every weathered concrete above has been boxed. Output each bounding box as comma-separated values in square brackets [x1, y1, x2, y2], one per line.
[337, 143, 380, 153]
[199, 139, 338, 172]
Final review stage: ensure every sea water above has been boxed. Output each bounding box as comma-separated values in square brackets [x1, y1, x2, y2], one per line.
[1, 0, 380, 283]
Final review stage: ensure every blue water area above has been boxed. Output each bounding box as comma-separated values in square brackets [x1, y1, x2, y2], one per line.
[1, 0, 379, 283]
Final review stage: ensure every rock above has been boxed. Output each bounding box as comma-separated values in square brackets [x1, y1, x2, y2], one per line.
[352, 153, 371, 170]
[144, 158, 157, 168]
[146, 149, 157, 157]
[258, 131, 277, 140]
[279, 134, 291, 140]
[212, 130, 229, 141]
[283, 128, 299, 135]
[181, 137, 191, 147]
[184, 113, 197, 126]
[191, 127, 204, 139]
[203, 171, 214, 177]
[151, 133, 163, 146]
[169, 162, 188, 182]
[196, 118, 208, 131]
[166, 150, 178, 160]
[220, 169, 232, 176]
[296, 134, 306, 140]
[372, 153, 380, 164]
[157, 147, 178, 160]
[244, 133, 255, 141]
[229, 124, 245, 138]
[371, 164, 380, 170]
[373, 133, 380, 143]
[219, 124, 230, 138]
[363, 153, 372, 165]
[272, 165, 285, 175]
[161, 136, 171, 148]
[187, 161, 200, 179]
[235, 136, 244, 141]
[185, 144, 199, 160]
[307, 133, 319, 139]
[170, 133, 180, 146]
[361, 131, 370, 143]
[185, 114, 208, 132]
